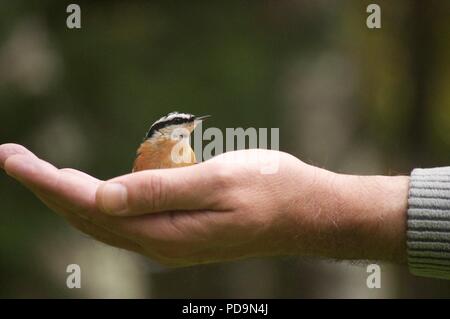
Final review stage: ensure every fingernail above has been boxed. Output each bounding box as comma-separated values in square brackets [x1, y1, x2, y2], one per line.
[98, 183, 128, 215]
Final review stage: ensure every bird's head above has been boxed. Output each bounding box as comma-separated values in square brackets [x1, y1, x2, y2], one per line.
[144, 111, 210, 142]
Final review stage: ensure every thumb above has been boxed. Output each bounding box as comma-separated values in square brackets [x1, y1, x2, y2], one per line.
[96, 163, 227, 216]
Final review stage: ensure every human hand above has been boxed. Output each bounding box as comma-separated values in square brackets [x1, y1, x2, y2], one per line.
[0, 143, 409, 266]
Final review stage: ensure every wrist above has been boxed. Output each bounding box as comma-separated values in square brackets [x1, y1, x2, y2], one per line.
[286, 165, 409, 262]
[332, 174, 409, 262]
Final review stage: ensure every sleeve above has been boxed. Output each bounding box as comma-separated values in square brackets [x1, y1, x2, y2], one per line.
[407, 167, 450, 280]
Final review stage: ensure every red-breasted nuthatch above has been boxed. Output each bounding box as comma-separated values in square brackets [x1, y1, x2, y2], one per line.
[133, 112, 210, 172]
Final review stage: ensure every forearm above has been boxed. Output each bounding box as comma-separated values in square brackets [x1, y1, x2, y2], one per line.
[288, 165, 409, 262]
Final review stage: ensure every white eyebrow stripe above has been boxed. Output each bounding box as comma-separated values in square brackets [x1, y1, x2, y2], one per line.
[152, 112, 193, 125]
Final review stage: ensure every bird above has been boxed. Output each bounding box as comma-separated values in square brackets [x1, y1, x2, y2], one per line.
[133, 112, 210, 172]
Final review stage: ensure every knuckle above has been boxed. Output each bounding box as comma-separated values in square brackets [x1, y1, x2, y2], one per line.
[210, 165, 235, 189]
[141, 174, 166, 211]
[60, 168, 76, 173]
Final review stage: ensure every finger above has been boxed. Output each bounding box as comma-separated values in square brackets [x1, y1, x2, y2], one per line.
[96, 162, 227, 216]
[4, 154, 150, 239]
[60, 168, 102, 184]
[33, 190, 144, 253]
[0, 143, 37, 169]
[65, 215, 144, 254]
[4, 154, 96, 213]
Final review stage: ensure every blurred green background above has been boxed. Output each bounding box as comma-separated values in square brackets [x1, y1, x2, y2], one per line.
[1, 0, 450, 298]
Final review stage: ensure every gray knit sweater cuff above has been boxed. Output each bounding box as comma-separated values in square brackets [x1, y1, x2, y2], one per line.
[407, 167, 450, 280]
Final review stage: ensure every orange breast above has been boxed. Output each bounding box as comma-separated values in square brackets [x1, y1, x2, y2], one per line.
[133, 139, 196, 172]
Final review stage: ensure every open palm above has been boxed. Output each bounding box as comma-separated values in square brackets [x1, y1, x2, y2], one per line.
[0, 143, 309, 266]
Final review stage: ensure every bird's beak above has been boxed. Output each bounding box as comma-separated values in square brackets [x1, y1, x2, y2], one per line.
[194, 115, 211, 127]
[195, 115, 211, 121]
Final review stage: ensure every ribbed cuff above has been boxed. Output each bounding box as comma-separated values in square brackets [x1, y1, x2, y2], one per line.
[407, 167, 450, 280]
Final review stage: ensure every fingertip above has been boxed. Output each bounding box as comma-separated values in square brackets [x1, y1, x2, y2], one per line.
[3, 154, 36, 180]
[0, 144, 35, 169]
